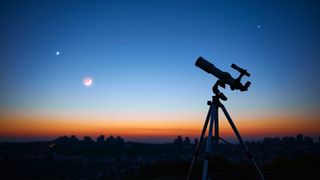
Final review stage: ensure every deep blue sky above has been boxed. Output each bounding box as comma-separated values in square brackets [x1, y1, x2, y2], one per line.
[0, 0, 319, 141]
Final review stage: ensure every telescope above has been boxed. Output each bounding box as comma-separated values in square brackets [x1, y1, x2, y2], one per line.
[187, 57, 265, 180]
[195, 56, 251, 91]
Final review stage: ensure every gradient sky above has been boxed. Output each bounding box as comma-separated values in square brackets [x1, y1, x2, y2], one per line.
[1, 0, 319, 142]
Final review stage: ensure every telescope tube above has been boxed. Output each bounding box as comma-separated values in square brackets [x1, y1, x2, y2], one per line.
[195, 57, 236, 86]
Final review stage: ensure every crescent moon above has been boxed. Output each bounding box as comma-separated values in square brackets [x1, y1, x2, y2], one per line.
[83, 77, 93, 87]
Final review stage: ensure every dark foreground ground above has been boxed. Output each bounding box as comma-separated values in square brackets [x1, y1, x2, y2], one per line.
[0, 134, 319, 179]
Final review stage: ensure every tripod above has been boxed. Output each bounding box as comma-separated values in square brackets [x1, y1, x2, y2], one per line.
[186, 81, 265, 180]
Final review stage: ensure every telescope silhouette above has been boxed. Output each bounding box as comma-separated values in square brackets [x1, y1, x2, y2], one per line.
[187, 57, 265, 180]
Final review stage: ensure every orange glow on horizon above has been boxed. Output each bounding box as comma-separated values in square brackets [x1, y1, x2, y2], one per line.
[0, 110, 319, 142]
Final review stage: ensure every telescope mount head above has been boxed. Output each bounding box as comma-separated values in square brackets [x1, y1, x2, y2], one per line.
[212, 80, 228, 101]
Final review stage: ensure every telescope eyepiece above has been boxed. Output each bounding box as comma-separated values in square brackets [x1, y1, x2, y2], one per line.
[240, 81, 251, 91]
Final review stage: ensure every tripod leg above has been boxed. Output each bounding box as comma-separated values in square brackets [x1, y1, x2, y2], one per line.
[202, 104, 216, 180]
[214, 104, 219, 147]
[220, 104, 265, 180]
[186, 105, 212, 180]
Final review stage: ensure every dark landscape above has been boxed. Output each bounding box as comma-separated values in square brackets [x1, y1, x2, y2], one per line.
[1, 134, 319, 179]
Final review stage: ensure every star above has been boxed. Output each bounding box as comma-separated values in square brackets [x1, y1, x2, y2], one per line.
[257, 24, 261, 29]
[56, 51, 60, 56]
